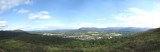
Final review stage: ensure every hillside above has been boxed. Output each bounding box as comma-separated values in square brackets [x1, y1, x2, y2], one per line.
[102, 28, 160, 52]
[0, 27, 160, 52]
[0, 31, 32, 39]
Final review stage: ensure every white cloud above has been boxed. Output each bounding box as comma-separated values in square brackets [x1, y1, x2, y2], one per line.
[71, 23, 116, 29]
[97, 18, 106, 21]
[13, 9, 17, 12]
[42, 24, 65, 28]
[24, 0, 32, 4]
[29, 11, 51, 20]
[11, 25, 33, 30]
[115, 8, 160, 28]
[154, 3, 160, 7]
[13, 8, 29, 14]
[0, 21, 7, 30]
[16, 8, 29, 14]
[35, 21, 44, 23]
[10, 24, 65, 30]
[0, 21, 7, 26]
[0, 0, 33, 14]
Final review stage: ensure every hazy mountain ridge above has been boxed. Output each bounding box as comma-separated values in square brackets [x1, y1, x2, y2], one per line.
[78, 27, 151, 31]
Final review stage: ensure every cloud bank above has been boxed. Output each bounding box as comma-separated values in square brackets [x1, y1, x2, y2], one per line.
[10, 24, 65, 30]
[0, 0, 32, 14]
[29, 11, 51, 20]
[115, 8, 160, 28]
[13, 8, 29, 14]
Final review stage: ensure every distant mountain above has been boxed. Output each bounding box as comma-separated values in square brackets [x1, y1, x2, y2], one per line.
[100, 27, 151, 31]
[76, 27, 152, 36]
[27, 27, 151, 32]
[27, 27, 152, 36]
[78, 27, 98, 30]
[77, 27, 151, 33]
[78, 27, 151, 31]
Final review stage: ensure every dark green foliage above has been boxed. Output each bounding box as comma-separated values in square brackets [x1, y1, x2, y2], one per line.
[0, 31, 37, 39]
[15, 35, 79, 46]
[0, 40, 27, 52]
[0, 40, 48, 52]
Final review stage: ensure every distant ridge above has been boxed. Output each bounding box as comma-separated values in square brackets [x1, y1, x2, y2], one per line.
[78, 27, 98, 30]
[77, 27, 151, 31]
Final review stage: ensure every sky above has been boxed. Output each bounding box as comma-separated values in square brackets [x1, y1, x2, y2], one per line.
[0, 0, 160, 30]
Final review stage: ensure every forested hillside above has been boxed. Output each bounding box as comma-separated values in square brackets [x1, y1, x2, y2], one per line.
[0, 28, 160, 52]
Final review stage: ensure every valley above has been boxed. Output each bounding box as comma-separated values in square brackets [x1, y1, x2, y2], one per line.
[28, 27, 150, 40]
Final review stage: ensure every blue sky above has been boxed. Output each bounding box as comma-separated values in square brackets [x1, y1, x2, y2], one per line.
[0, 0, 160, 30]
